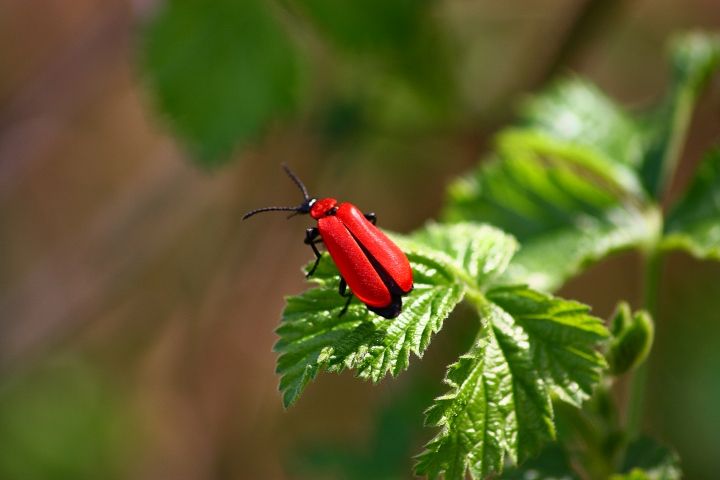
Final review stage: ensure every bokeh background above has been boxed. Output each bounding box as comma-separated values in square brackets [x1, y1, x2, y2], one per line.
[1, 0, 720, 478]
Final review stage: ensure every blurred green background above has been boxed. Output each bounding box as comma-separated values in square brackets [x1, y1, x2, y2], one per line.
[1, 0, 719, 478]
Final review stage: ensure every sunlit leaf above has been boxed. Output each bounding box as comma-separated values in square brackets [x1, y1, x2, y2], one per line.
[415, 287, 608, 480]
[444, 32, 720, 292]
[516, 78, 647, 173]
[275, 223, 516, 408]
[409, 222, 519, 288]
[445, 142, 659, 292]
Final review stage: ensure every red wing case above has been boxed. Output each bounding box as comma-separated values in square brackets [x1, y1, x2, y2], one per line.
[335, 203, 413, 294]
[317, 215, 392, 309]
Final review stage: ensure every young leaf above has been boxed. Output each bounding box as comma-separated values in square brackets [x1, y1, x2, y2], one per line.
[415, 286, 608, 480]
[141, 0, 302, 164]
[663, 147, 720, 260]
[607, 305, 654, 376]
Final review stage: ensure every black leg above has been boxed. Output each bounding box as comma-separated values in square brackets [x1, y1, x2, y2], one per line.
[304, 228, 323, 278]
[338, 277, 353, 317]
[364, 213, 377, 225]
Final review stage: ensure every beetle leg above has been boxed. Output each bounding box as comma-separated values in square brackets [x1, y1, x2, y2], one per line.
[364, 213, 377, 225]
[304, 228, 323, 278]
[338, 277, 353, 317]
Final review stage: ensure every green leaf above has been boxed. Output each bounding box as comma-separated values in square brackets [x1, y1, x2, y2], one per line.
[444, 142, 659, 292]
[415, 329, 514, 480]
[415, 286, 608, 480]
[409, 222, 519, 288]
[610, 436, 682, 480]
[486, 286, 609, 405]
[663, 147, 720, 260]
[141, 0, 302, 164]
[275, 223, 517, 408]
[513, 32, 720, 200]
[515, 31, 720, 201]
[515, 78, 648, 173]
[444, 32, 720, 291]
[606, 303, 654, 375]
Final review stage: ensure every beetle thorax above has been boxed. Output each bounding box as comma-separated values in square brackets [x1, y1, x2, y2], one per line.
[309, 198, 338, 219]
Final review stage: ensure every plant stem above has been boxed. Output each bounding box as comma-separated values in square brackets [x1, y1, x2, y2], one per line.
[537, 0, 629, 87]
[626, 249, 663, 440]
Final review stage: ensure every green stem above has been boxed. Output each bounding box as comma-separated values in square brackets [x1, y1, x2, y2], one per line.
[464, 287, 491, 345]
[464, 288, 488, 311]
[626, 249, 663, 440]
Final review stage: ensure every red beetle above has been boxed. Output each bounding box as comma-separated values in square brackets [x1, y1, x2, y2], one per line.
[243, 165, 413, 319]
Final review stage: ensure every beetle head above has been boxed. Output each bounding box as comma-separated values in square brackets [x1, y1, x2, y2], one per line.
[242, 164, 318, 220]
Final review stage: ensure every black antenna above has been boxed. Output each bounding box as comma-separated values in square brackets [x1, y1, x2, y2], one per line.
[242, 205, 303, 220]
[242, 164, 315, 220]
[282, 163, 310, 201]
